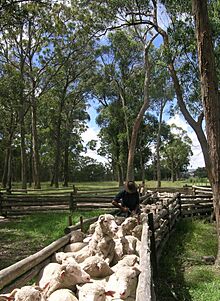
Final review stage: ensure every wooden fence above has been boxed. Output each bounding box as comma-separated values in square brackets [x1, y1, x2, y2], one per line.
[0, 188, 120, 216]
[0, 189, 215, 300]
[192, 185, 212, 195]
[0, 192, 77, 217]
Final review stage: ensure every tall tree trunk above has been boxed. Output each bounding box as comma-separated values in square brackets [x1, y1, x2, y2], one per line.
[53, 98, 64, 188]
[126, 45, 151, 181]
[156, 100, 166, 188]
[192, 0, 220, 263]
[20, 113, 27, 190]
[63, 139, 69, 187]
[139, 149, 145, 182]
[118, 87, 130, 148]
[2, 147, 9, 188]
[2, 113, 16, 188]
[28, 133, 33, 187]
[31, 99, 41, 189]
[117, 163, 124, 187]
[156, 25, 212, 180]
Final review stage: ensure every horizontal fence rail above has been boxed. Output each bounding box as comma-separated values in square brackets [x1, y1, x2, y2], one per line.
[0, 188, 215, 300]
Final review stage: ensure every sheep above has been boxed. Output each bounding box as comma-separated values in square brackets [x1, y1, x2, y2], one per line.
[107, 297, 136, 301]
[88, 221, 98, 235]
[37, 261, 90, 297]
[76, 281, 115, 301]
[54, 252, 76, 264]
[80, 255, 113, 278]
[105, 266, 140, 300]
[0, 286, 45, 301]
[48, 289, 78, 301]
[64, 242, 88, 253]
[131, 224, 143, 241]
[116, 217, 138, 238]
[113, 235, 141, 263]
[124, 235, 141, 256]
[74, 214, 118, 265]
[69, 230, 85, 243]
[111, 255, 139, 272]
[114, 216, 126, 225]
[113, 237, 130, 263]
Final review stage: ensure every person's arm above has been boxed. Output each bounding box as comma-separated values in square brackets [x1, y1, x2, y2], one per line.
[112, 191, 129, 212]
[112, 200, 128, 212]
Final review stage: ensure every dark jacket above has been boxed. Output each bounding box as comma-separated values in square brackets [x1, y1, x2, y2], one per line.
[113, 189, 140, 212]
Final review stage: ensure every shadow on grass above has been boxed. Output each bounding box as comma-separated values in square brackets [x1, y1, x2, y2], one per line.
[155, 220, 199, 301]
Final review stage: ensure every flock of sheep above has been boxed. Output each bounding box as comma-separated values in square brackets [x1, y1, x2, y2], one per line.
[0, 191, 176, 301]
[0, 213, 144, 301]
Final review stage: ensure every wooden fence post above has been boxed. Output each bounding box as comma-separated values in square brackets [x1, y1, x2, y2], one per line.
[148, 212, 158, 280]
[80, 216, 84, 233]
[69, 192, 77, 213]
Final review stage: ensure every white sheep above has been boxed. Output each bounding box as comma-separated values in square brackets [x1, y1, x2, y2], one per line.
[116, 217, 138, 238]
[113, 235, 140, 264]
[37, 261, 90, 297]
[105, 266, 140, 300]
[48, 289, 78, 301]
[0, 286, 45, 301]
[111, 255, 139, 273]
[54, 252, 76, 264]
[77, 281, 115, 301]
[69, 230, 85, 243]
[80, 255, 113, 278]
[124, 235, 141, 256]
[131, 224, 143, 241]
[64, 242, 88, 253]
[74, 214, 118, 265]
[88, 221, 97, 234]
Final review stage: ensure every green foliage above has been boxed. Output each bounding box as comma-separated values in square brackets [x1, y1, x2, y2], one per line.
[157, 219, 219, 301]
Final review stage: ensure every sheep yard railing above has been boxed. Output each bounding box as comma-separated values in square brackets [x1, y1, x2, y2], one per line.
[0, 187, 120, 216]
[0, 189, 214, 300]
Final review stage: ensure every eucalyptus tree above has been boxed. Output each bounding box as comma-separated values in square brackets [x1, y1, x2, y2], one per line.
[161, 125, 193, 181]
[0, 66, 20, 188]
[93, 29, 147, 184]
[0, 1, 57, 188]
[39, 34, 96, 187]
[192, 0, 220, 263]
[150, 55, 174, 187]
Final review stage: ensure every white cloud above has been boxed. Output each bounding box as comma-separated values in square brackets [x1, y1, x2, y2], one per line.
[167, 114, 205, 169]
[81, 127, 108, 164]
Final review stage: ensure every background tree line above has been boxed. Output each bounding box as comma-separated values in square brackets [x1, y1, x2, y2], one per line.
[0, 0, 218, 191]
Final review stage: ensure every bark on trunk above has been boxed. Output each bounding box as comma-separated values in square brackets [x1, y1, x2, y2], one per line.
[31, 99, 41, 189]
[193, 0, 220, 264]
[156, 101, 166, 188]
[156, 23, 212, 180]
[53, 94, 65, 188]
[126, 45, 151, 181]
[20, 114, 27, 190]
[63, 139, 69, 187]
[2, 114, 16, 188]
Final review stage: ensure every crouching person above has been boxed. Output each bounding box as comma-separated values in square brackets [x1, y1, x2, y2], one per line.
[112, 181, 141, 221]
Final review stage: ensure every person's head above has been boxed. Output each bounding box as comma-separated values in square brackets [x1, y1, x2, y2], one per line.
[125, 181, 137, 194]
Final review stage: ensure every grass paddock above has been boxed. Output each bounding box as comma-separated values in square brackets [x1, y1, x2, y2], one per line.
[157, 219, 220, 301]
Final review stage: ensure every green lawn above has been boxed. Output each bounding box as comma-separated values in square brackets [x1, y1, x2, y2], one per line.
[0, 210, 107, 270]
[157, 219, 220, 301]
[1, 179, 210, 192]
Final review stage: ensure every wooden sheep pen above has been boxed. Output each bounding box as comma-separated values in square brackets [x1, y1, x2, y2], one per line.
[0, 188, 120, 216]
[0, 190, 215, 300]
